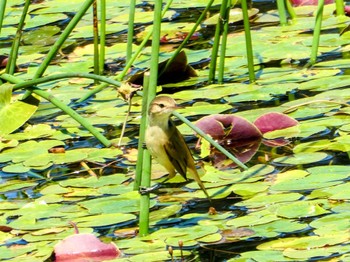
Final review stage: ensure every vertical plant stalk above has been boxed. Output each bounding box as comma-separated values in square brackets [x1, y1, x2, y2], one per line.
[138, 0, 163, 237]
[99, 0, 106, 74]
[276, 0, 288, 26]
[137, 82, 152, 237]
[134, 74, 150, 190]
[0, 0, 6, 35]
[5, 0, 30, 75]
[241, 0, 255, 83]
[118, 0, 173, 81]
[77, 0, 173, 103]
[285, 0, 296, 20]
[159, 0, 213, 78]
[208, 0, 228, 83]
[335, 0, 345, 16]
[309, 0, 324, 65]
[136, 74, 150, 237]
[34, 0, 95, 79]
[93, 0, 100, 82]
[218, 0, 231, 84]
[126, 0, 137, 63]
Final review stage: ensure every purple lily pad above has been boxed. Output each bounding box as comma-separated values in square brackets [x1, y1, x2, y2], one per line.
[54, 233, 120, 262]
[253, 112, 299, 134]
[196, 114, 262, 168]
[196, 114, 262, 140]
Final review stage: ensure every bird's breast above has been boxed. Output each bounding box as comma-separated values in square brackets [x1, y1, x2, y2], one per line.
[145, 125, 169, 155]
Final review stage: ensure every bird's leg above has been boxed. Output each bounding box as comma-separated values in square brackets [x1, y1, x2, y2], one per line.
[139, 183, 163, 195]
[138, 176, 173, 195]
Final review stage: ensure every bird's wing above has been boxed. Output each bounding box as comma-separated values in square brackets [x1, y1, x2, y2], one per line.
[163, 127, 192, 180]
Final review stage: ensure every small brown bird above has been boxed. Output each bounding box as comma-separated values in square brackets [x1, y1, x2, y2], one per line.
[145, 96, 210, 199]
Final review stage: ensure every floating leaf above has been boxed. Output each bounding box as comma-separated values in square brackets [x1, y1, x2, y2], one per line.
[55, 233, 120, 261]
[0, 85, 39, 136]
[254, 112, 299, 135]
[257, 233, 349, 250]
[272, 152, 330, 166]
[74, 213, 136, 228]
[274, 201, 330, 218]
[0, 139, 18, 152]
[203, 8, 259, 25]
[236, 192, 303, 208]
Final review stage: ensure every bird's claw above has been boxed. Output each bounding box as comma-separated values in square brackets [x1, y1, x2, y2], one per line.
[139, 184, 162, 195]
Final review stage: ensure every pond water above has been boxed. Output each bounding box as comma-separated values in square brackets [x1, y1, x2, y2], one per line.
[1, 0, 350, 261]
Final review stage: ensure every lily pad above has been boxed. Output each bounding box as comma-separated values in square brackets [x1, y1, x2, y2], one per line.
[272, 152, 330, 166]
[0, 85, 39, 136]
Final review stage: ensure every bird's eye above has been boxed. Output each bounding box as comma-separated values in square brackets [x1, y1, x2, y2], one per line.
[158, 103, 165, 108]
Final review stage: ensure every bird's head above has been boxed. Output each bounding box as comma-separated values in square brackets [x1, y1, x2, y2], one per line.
[148, 96, 180, 117]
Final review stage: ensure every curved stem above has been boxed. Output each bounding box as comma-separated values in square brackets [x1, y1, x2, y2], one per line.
[172, 111, 248, 170]
[1, 73, 121, 91]
[283, 99, 350, 114]
[1, 74, 111, 147]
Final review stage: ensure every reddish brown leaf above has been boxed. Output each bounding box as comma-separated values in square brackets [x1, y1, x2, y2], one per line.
[253, 112, 298, 134]
[54, 233, 120, 262]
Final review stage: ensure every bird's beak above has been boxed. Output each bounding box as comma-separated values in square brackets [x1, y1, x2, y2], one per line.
[174, 104, 184, 110]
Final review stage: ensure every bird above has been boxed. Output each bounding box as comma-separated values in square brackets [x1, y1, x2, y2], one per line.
[145, 95, 210, 199]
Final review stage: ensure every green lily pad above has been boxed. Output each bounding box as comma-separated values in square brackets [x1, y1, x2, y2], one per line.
[59, 173, 128, 188]
[227, 210, 279, 228]
[257, 233, 349, 250]
[74, 213, 136, 227]
[273, 201, 330, 219]
[270, 165, 349, 191]
[236, 192, 303, 208]
[0, 181, 38, 194]
[272, 152, 329, 166]
[310, 212, 350, 235]
[2, 163, 31, 173]
[0, 85, 39, 136]
[0, 139, 18, 152]
[232, 250, 293, 262]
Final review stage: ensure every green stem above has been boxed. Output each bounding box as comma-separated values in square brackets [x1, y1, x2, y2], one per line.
[34, 0, 95, 79]
[32, 88, 111, 147]
[1, 73, 121, 91]
[137, 74, 151, 237]
[335, 0, 345, 16]
[99, 0, 106, 74]
[309, 0, 324, 65]
[241, 0, 255, 83]
[126, 0, 137, 63]
[1, 74, 111, 147]
[172, 111, 248, 170]
[147, 1, 162, 100]
[276, 0, 288, 26]
[6, 0, 30, 75]
[139, 0, 163, 237]
[218, 0, 230, 84]
[77, 0, 172, 103]
[117, 0, 173, 81]
[0, 0, 6, 34]
[209, 0, 228, 83]
[159, 0, 212, 78]
[134, 74, 150, 190]
[92, 0, 100, 81]
[285, 0, 296, 20]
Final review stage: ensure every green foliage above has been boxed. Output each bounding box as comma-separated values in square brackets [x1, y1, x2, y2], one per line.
[1, 0, 350, 261]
